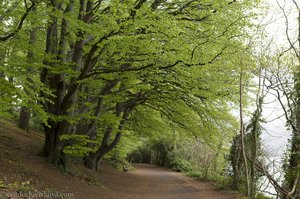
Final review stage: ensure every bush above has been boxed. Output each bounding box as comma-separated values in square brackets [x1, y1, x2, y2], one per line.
[213, 176, 234, 190]
[186, 170, 203, 180]
[169, 158, 193, 172]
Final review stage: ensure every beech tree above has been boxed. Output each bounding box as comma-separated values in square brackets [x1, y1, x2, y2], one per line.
[3, 1, 300, 198]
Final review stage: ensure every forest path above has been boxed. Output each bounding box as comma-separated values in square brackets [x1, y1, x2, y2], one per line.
[100, 163, 241, 199]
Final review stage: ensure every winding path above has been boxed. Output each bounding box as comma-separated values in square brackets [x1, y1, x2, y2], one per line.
[100, 164, 241, 199]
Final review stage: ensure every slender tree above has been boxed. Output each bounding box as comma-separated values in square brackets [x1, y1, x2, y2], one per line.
[239, 71, 250, 197]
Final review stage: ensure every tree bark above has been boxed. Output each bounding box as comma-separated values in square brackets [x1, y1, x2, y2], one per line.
[239, 72, 250, 197]
[18, 24, 37, 130]
[43, 122, 66, 166]
[85, 107, 132, 170]
[41, 1, 72, 167]
[250, 68, 264, 198]
[18, 107, 30, 130]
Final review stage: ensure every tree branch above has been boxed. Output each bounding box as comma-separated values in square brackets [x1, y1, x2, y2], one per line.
[0, 0, 36, 41]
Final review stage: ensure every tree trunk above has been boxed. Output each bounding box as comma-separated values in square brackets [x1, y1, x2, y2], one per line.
[40, 0, 75, 168]
[85, 107, 132, 170]
[239, 72, 250, 197]
[43, 120, 68, 167]
[230, 136, 242, 190]
[85, 130, 123, 170]
[18, 26, 37, 130]
[250, 69, 264, 198]
[18, 106, 30, 130]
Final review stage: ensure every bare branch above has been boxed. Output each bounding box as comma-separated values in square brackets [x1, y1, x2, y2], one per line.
[276, 0, 300, 58]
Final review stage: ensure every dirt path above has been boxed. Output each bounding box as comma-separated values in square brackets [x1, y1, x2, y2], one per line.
[100, 164, 241, 199]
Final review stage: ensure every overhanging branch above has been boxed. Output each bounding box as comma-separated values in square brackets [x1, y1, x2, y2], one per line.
[0, 0, 36, 41]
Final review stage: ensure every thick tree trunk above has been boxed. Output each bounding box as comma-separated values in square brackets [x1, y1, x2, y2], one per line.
[41, 1, 75, 168]
[43, 121, 67, 167]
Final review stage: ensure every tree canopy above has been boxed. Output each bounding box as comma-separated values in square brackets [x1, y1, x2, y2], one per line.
[5, 1, 292, 198]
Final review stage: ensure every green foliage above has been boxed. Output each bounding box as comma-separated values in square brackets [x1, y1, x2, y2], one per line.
[105, 130, 142, 169]
[1, 0, 263, 177]
[127, 146, 152, 164]
[214, 176, 234, 190]
[229, 105, 265, 195]
[186, 170, 203, 180]
[60, 134, 96, 157]
[282, 138, 300, 192]
[169, 158, 193, 173]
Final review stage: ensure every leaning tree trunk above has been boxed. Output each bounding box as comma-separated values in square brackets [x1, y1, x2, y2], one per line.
[85, 130, 123, 170]
[85, 107, 131, 170]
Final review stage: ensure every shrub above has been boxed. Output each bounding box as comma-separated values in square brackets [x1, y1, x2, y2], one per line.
[169, 158, 193, 172]
[213, 176, 234, 190]
[186, 170, 203, 180]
